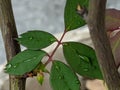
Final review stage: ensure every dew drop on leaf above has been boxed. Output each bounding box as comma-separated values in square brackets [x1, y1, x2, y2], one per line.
[12, 63, 19, 68]
[6, 64, 12, 69]
[13, 65, 17, 68]
[58, 76, 64, 80]
[24, 59, 31, 63]
[50, 38, 56, 42]
[83, 68, 89, 71]
[75, 80, 80, 84]
[29, 37, 33, 40]
[33, 57, 37, 59]
[55, 66, 60, 70]
[63, 43, 68, 46]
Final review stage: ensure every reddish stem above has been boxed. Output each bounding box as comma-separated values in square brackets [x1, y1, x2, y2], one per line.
[45, 30, 67, 66]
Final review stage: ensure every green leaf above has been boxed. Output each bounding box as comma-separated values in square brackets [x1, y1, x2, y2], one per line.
[37, 72, 44, 85]
[5, 49, 46, 75]
[64, 0, 89, 31]
[17, 30, 57, 50]
[34, 62, 49, 73]
[63, 42, 103, 79]
[50, 60, 80, 90]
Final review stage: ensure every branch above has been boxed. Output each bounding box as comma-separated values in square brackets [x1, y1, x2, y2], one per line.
[0, 0, 26, 90]
[87, 0, 120, 89]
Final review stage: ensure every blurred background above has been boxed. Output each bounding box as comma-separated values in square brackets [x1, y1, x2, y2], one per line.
[0, 0, 120, 89]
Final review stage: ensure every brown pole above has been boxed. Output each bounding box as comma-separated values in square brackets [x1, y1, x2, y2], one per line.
[0, 0, 26, 90]
[87, 0, 120, 90]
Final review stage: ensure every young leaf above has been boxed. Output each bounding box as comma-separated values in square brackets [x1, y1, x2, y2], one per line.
[5, 49, 46, 75]
[17, 30, 57, 50]
[50, 60, 80, 90]
[33, 62, 49, 73]
[64, 0, 89, 31]
[63, 42, 103, 79]
[37, 72, 44, 85]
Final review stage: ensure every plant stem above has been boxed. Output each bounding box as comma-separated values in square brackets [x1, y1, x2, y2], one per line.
[87, 0, 120, 89]
[45, 30, 67, 65]
[0, 0, 26, 90]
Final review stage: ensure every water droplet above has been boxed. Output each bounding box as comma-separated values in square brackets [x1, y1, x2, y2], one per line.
[50, 38, 56, 42]
[13, 65, 17, 68]
[58, 76, 64, 80]
[24, 59, 31, 62]
[33, 57, 37, 59]
[75, 80, 80, 84]
[55, 66, 60, 70]
[84, 68, 88, 71]
[6, 64, 12, 69]
[78, 55, 84, 59]
[78, 55, 89, 63]
[63, 43, 68, 46]
[29, 37, 33, 40]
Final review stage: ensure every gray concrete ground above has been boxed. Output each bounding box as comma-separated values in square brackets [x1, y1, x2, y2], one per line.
[0, 0, 120, 89]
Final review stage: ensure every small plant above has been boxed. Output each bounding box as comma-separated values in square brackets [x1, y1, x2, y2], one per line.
[4, 0, 120, 90]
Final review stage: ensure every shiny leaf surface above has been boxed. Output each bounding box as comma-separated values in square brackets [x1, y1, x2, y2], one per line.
[17, 30, 57, 50]
[5, 50, 46, 75]
[50, 60, 80, 90]
[63, 42, 103, 79]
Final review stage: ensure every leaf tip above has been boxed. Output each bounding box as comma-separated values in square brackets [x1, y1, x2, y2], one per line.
[37, 72, 44, 85]
[63, 42, 68, 46]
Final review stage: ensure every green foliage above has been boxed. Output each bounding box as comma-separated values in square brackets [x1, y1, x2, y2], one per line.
[16, 30, 57, 50]
[50, 60, 80, 90]
[34, 62, 49, 73]
[63, 42, 103, 79]
[37, 73, 44, 85]
[5, 50, 46, 75]
[64, 0, 89, 31]
[4, 0, 106, 89]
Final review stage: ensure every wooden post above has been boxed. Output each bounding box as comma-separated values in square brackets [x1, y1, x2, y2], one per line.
[87, 0, 120, 89]
[0, 0, 26, 90]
